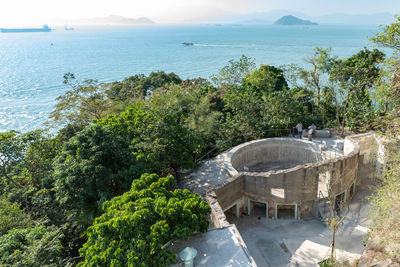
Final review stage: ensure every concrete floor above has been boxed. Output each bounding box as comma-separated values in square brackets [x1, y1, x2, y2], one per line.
[226, 183, 372, 267]
[248, 161, 301, 172]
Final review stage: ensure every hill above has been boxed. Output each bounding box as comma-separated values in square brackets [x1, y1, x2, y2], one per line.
[87, 15, 155, 25]
[274, 15, 318, 25]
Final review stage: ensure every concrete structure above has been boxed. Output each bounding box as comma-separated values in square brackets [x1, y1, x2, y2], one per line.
[174, 132, 382, 266]
[206, 136, 359, 221]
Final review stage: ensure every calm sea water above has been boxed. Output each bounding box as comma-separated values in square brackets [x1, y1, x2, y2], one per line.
[0, 24, 381, 132]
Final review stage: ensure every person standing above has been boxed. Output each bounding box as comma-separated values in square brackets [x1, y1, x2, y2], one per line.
[307, 123, 317, 141]
[309, 123, 317, 137]
[295, 122, 303, 139]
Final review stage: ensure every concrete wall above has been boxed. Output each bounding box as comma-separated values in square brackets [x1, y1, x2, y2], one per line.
[211, 135, 361, 220]
[214, 175, 245, 209]
[229, 138, 323, 175]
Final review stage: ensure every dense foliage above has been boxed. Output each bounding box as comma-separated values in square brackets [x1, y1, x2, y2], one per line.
[0, 226, 63, 267]
[2, 16, 399, 265]
[78, 173, 210, 266]
[366, 15, 400, 261]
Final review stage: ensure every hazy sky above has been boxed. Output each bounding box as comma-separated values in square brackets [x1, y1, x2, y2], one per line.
[1, 0, 399, 26]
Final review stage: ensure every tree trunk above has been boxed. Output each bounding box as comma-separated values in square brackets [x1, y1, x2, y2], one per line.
[331, 225, 336, 259]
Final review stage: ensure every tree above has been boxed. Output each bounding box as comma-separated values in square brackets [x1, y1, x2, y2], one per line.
[48, 73, 112, 129]
[54, 124, 137, 229]
[0, 131, 27, 191]
[329, 48, 385, 134]
[78, 173, 210, 267]
[303, 47, 336, 106]
[283, 48, 338, 127]
[0, 197, 31, 235]
[98, 100, 201, 174]
[243, 64, 288, 94]
[211, 55, 256, 86]
[371, 15, 400, 120]
[371, 15, 400, 51]
[0, 226, 63, 267]
[106, 71, 182, 102]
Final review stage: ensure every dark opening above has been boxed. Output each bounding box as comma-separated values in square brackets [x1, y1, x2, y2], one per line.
[335, 192, 346, 212]
[349, 183, 355, 199]
[277, 204, 295, 219]
[224, 205, 237, 222]
[249, 201, 267, 218]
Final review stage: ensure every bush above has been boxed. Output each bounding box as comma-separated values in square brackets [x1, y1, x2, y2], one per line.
[78, 173, 210, 267]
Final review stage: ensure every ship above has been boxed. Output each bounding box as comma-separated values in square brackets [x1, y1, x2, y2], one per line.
[182, 42, 194, 46]
[65, 24, 74, 31]
[0, 25, 52, 33]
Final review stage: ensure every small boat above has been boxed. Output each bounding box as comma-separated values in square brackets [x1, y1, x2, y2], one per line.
[182, 42, 194, 46]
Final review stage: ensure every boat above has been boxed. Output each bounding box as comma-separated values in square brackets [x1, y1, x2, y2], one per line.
[182, 42, 194, 46]
[0, 25, 52, 33]
[65, 24, 74, 31]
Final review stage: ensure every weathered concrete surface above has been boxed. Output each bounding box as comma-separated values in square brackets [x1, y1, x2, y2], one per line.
[230, 138, 323, 175]
[176, 133, 378, 267]
[179, 137, 345, 196]
[303, 129, 331, 138]
[168, 225, 257, 267]
[226, 157, 375, 267]
[230, 211, 368, 266]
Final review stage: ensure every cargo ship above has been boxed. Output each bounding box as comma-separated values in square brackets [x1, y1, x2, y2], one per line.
[65, 24, 74, 31]
[0, 25, 52, 33]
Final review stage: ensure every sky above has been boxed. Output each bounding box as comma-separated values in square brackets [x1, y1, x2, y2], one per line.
[0, 0, 399, 26]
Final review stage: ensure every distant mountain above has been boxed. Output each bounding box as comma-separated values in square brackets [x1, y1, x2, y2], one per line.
[87, 15, 155, 25]
[274, 15, 318, 26]
[184, 9, 307, 24]
[187, 10, 394, 26]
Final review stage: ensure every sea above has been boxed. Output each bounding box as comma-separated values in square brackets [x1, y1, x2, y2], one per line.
[0, 24, 384, 132]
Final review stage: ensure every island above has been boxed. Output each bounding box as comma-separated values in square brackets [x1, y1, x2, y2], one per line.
[274, 15, 318, 25]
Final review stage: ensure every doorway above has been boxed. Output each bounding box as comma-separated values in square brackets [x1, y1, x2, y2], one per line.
[248, 199, 268, 218]
[223, 202, 239, 222]
[334, 191, 347, 212]
[275, 203, 298, 219]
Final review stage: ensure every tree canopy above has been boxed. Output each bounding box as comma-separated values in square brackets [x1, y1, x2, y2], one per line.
[78, 173, 210, 267]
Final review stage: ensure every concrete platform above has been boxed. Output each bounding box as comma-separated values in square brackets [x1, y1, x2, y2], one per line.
[168, 225, 257, 267]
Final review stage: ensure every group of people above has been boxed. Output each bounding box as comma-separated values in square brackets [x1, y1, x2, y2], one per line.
[295, 122, 317, 140]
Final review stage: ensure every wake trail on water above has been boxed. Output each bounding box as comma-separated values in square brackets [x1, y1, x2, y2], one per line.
[193, 43, 258, 48]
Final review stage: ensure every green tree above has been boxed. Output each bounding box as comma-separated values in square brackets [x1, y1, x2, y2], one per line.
[0, 131, 27, 191]
[0, 226, 63, 267]
[329, 48, 385, 134]
[211, 55, 256, 86]
[283, 47, 337, 127]
[54, 124, 137, 229]
[48, 73, 112, 129]
[0, 197, 32, 235]
[371, 15, 400, 120]
[107, 71, 182, 102]
[0, 130, 61, 224]
[99, 100, 200, 174]
[243, 64, 288, 95]
[78, 173, 210, 267]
